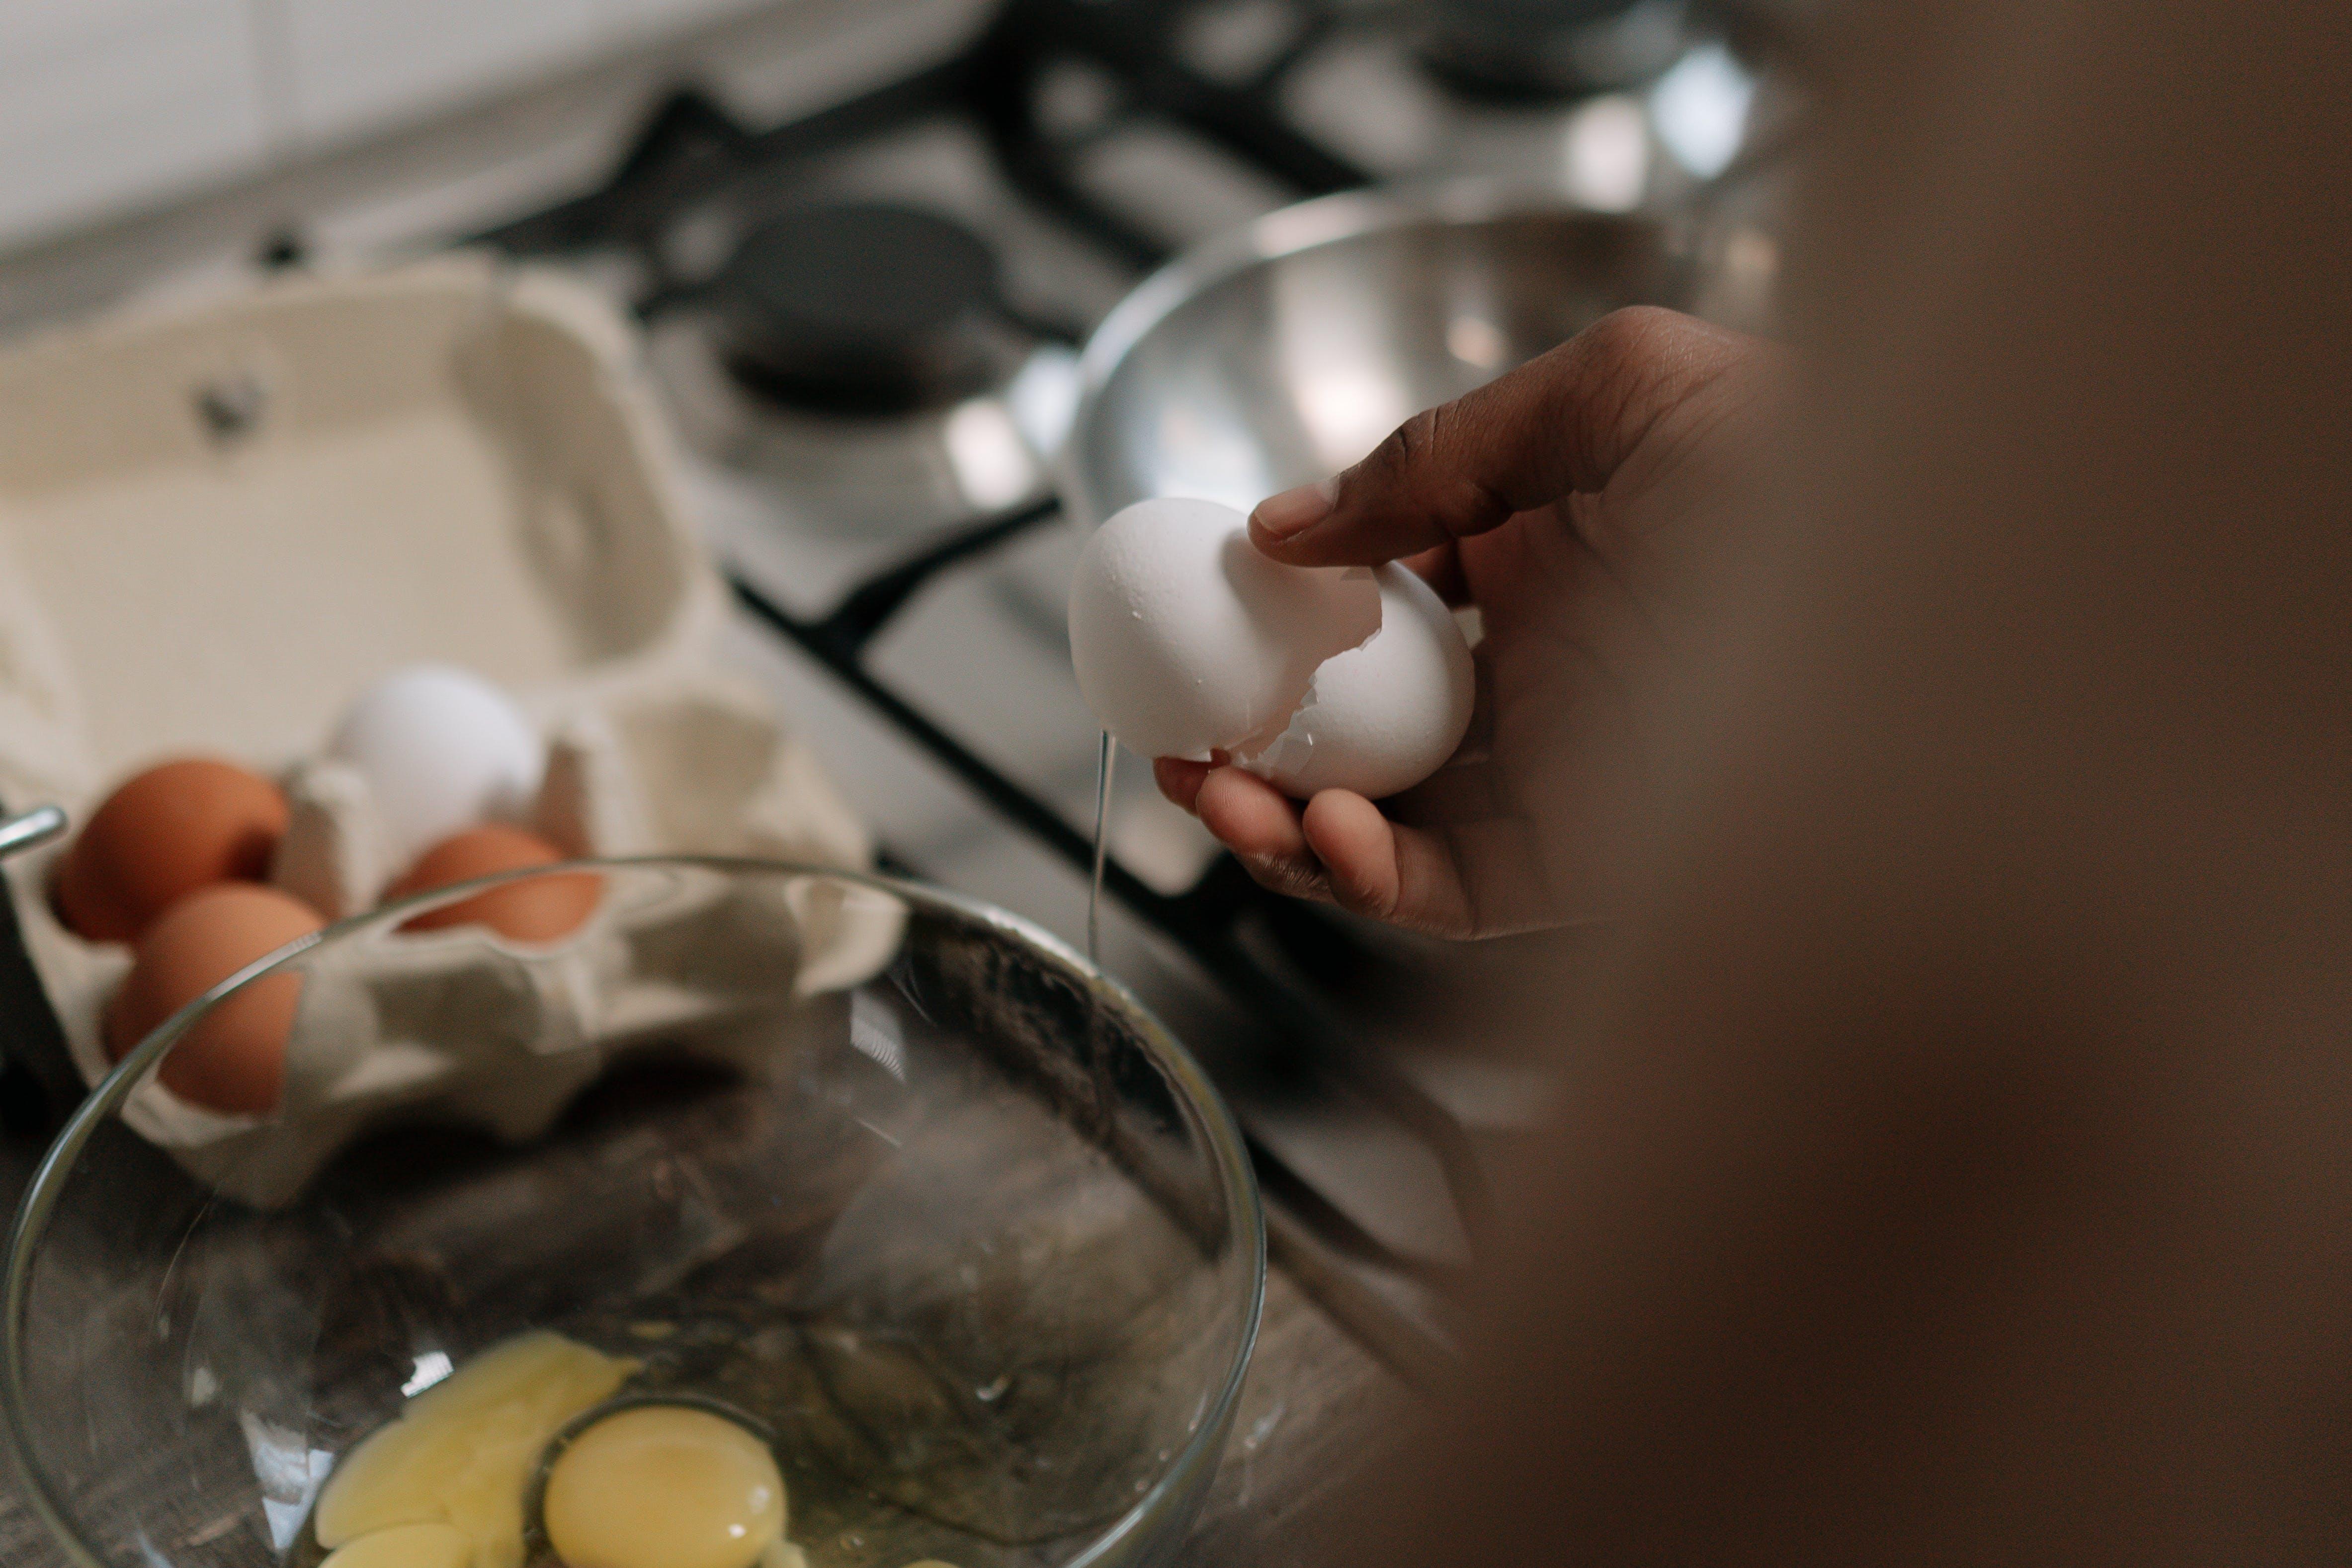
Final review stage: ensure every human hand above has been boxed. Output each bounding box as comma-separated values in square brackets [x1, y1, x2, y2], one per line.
[1154, 306, 1768, 937]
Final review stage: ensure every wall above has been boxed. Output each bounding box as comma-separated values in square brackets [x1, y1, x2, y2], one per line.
[0, 0, 775, 249]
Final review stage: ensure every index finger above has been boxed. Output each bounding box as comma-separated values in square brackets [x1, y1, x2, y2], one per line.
[1247, 307, 1759, 567]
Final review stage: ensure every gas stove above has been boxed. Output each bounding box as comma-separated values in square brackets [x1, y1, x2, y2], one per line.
[0, 0, 1792, 1381]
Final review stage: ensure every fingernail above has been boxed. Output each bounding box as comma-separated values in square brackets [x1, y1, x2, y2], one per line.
[1251, 477, 1340, 539]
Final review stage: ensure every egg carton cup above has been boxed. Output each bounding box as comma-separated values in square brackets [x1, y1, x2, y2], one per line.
[0, 257, 900, 1206]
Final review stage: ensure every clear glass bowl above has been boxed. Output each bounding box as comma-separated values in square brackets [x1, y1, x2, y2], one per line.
[3, 860, 1262, 1568]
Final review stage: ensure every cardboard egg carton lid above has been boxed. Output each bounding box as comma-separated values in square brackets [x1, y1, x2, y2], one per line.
[0, 253, 717, 797]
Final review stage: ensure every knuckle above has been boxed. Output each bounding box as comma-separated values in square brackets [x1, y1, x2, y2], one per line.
[1352, 878, 1402, 923]
[1575, 305, 1677, 372]
[1561, 306, 1693, 477]
[1568, 307, 1684, 411]
[1404, 404, 1509, 539]
[1361, 409, 1439, 486]
[1246, 853, 1331, 903]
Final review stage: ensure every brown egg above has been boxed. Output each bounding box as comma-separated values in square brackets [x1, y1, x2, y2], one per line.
[385, 825, 600, 944]
[106, 884, 325, 1114]
[55, 758, 290, 943]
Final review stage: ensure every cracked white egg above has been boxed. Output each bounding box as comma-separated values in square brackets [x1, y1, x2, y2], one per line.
[1068, 497, 1475, 801]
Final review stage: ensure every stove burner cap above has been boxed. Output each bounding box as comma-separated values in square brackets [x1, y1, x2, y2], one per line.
[1419, 0, 1677, 99]
[713, 203, 1010, 416]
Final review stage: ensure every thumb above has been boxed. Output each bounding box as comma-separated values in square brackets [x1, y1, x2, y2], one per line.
[1247, 306, 1757, 567]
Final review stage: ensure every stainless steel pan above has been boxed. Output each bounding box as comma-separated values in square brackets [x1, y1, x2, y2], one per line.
[0, 808, 63, 863]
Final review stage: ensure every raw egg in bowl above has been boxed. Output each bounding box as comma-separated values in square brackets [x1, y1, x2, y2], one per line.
[4, 860, 1261, 1568]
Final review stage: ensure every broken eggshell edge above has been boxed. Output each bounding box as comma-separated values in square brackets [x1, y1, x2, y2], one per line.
[1068, 498, 1475, 801]
[1068, 497, 1383, 763]
[1233, 562, 1477, 802]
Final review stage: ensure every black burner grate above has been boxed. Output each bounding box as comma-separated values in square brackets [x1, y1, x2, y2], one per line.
[475, 0, 1496, 1377]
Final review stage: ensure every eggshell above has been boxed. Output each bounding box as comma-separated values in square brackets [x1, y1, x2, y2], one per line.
[1236, 563, 1476, 800]
[106, 884, 326, 1114]
[54, 758, 291, 943]
[1067, 498, 1380, 761]
[385, 824, 602, 944]
[327, 665, 544, 863]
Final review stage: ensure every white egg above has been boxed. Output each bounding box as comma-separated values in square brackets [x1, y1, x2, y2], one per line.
[1069, 498, 1380, 761]
[1067, 497, 1476, 799]
[327, 665, 544, 862]
[1235, 564, 1476, 800]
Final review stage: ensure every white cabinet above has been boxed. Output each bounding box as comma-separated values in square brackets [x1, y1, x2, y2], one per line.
[266, 0, 605, 147]
[0, 0, 271, 248]
[0, 0, 792, 251]
[598, 0, 767, 39]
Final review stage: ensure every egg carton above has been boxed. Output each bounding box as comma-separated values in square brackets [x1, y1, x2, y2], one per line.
[12, 679, 903, 1208]
[0, 258, 899, 1206]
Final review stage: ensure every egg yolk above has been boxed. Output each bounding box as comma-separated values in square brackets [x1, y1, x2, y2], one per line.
[313, 1331, 638, 1568]
[316, 1521, 472, 1568]
[542, 1405, 788, 1568]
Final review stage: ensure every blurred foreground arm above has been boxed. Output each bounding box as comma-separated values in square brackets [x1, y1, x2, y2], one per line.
[1329, 1, 2352, 1564]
